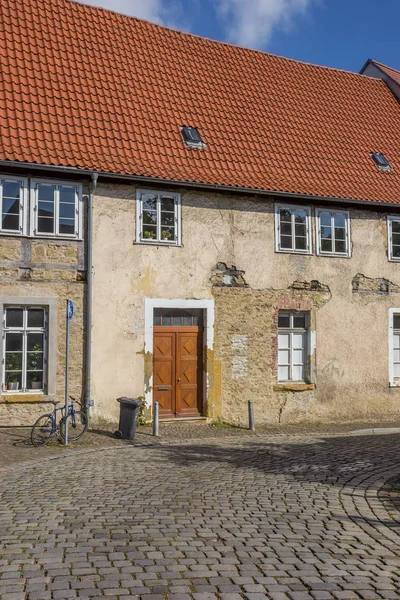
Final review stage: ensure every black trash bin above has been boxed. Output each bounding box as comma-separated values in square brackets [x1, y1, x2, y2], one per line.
[114, 397, 142, 440]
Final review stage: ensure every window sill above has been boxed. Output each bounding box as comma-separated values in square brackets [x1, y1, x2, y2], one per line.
[275, 249, 312, 256]
[273, 382, 316, 392]
[316, 252, 351, 259]
[0, 232, 82, 241]
[135, 240, 182, 247]
[1, 393, 52, 404]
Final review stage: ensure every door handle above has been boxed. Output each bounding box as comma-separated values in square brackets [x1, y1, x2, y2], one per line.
[177, 378, 181, 384]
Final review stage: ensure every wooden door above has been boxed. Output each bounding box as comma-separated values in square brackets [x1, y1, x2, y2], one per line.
[153, 331, 175, 417]
[176, 331, 202, 417]
[153, 327, 202, 418]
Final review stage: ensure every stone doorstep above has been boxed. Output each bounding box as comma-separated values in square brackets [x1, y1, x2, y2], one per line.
[349, 427, 400, 436]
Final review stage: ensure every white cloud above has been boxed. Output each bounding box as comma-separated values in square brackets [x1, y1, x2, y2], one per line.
[78, 0, 182, 27]
[215, 0, 315, 49]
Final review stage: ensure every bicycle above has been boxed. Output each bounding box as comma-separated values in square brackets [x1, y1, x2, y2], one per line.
[31, 396, 88, 447]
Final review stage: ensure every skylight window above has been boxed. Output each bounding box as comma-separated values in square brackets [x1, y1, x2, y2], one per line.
[371, 152, 391, 171]
[181, 126, 206, 149]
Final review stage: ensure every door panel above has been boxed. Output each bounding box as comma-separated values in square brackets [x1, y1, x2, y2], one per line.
[176, 332, 202, 417]
[153, 332, 175, 417]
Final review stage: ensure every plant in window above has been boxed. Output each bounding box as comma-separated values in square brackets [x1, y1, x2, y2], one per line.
[143, 230, 156, 239]
[5, 353, 21, 390]
[161, 229, 173, 240]
[29, 344, 43, 389]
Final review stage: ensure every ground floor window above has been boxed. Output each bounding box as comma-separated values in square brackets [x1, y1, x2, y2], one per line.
[391, 312, 400, 385]
[278, 311, 308, 381]
[2, 306, 47, 392]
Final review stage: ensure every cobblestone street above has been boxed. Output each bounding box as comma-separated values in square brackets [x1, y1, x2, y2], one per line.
[2, 431, 400, 599]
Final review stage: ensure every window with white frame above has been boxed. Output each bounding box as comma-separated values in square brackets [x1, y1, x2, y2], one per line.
[2, 306, 47, 393]
[275, 204, 312, 253]
[136, 190, 181, 245]
[31, 181, 82, 238]
[390, 311, 400, 386]
[0, 176, 27, 235]
[278, 312, 308, 382]
[388, 216, 400, 261]
[316, 209, 350, 256]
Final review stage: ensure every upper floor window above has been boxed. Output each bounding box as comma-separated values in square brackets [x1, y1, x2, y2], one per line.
[31, 181, 82, 239]
[0, 176, 27, 235]
[388, 216, 400, 261]
[2, 306, 47, 393]
[136, 190, 181, 245]
[316, 209, 350, 257]
[275, 204, 312, 254]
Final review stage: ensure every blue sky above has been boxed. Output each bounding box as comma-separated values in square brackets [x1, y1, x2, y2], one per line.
[80, 0, 400, 73]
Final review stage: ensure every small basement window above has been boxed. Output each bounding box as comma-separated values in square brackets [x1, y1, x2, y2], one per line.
[181, 126, 206, 149]
[371, 152, 391, 171]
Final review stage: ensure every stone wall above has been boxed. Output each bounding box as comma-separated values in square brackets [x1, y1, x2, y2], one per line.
[0, 236, 86, 426]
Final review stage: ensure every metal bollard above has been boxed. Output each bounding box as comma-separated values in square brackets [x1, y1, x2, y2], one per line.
[153, 401, 160, 437]
[248, 400, 255, 432]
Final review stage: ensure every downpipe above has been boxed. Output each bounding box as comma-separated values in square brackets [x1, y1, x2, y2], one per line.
[85, 172, 98, 426]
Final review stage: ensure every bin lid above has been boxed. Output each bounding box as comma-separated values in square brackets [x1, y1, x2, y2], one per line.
[117, 397, 142, 407]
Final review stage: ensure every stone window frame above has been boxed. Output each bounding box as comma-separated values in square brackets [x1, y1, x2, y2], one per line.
[387, 216, 400, 262]
[30, 178, 83, 240]
[0, 297, 57, 400]
[389, 308, 400, 387]
[274, 203, 313, 255]
[0, 174, 28, 236]
[315, 208, 351, 258]
[136, 189, 182, 246]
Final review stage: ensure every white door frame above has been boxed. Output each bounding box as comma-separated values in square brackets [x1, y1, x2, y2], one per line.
[144, 298, 215, 413]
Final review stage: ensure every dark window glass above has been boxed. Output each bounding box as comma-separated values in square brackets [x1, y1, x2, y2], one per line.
[60, 187, 75, 204]
[6, 308, 23, 328]
[335, 240, 346, 254]
[154, 309, 203, 326]
[392, 233, 400, 246]
[5, 333, 23, 352]
[394, 315, 400, 329]
[161, 213, 175, 226]
[38, 217, 54, 233]
[27, 333, 44, 351]
[38, 201, 55, 216]
[392, 220, 400, 234]
[278, 314, 290, 328]
[2, 214, 19, 231]
[182, 126, 202, 145]
[321, 238, 332, 252]
[371, 152, 390, 168]
[59, 219, 75, 235]
[26, 372, 43, 389]
[280, 235, 292, 249]
[160, 197, 175, 212]
[27, 352, 44, 371]
[3, 181, 20, 199]
[295, 237, 307, 250]
[143, 212, 157, 225]
[393, 245, 400, 258]
[334, 213, 346, 228]
[38, 184, 55, 202]
[143, 196, 157, 211]
[280, 209, 291, 222]
[142, 225, 157, 240]
[293, 314, 306, 328]
[319, 212, 331, 227]
[59, 202, 75, 219]
[27, 309, 44, 328]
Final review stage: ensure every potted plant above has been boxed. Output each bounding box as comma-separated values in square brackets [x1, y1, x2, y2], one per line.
[29, 344, 43, 390]
[6, 353, 20, 391]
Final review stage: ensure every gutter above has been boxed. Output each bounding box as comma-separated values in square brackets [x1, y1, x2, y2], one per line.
[85, 172, 98, 425]
[0, 159, 399, 210]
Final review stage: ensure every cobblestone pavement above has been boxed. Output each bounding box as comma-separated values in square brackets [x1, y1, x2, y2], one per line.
[3, 419, 400, 469]
[2, 433, 400, 599]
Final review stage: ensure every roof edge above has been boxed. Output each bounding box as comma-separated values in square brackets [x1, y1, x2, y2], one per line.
[0, 159, 399, 210]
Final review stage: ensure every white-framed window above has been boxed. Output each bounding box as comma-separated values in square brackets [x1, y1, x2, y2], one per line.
[2, 306, 47, 393]
[0, 176, 27, 235]
[30, 180, 82, 239]
[136, 190, 181, 245]
[316, 209, 350, 257]
[275, 204, 312, 254]
[278, 312, 308, 382]
[388, 216, 400, 261]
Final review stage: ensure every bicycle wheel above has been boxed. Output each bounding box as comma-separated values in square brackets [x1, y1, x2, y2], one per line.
[31, 414, 54, 447]
[60, 411, 88, 441]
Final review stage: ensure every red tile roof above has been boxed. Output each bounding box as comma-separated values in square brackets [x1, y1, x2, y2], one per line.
[1, 0, 400, 203]
[370, 60, 400, 87]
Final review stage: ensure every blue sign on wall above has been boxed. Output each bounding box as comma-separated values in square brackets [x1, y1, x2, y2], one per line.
[67, 299, 74, 320]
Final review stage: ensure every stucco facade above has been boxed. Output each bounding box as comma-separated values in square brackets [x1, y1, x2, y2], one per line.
[90, 182, 400, 426]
